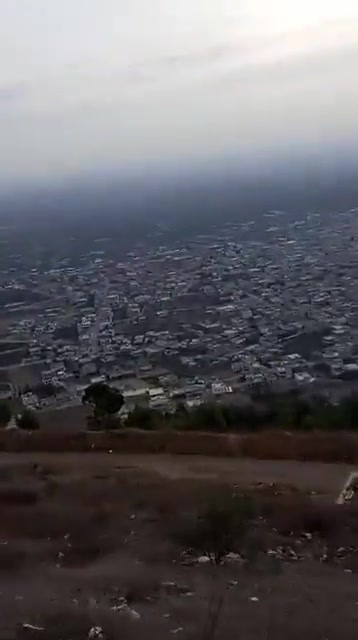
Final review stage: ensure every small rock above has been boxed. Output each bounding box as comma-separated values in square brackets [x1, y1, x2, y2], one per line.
[197, 556, 210, 564]
[171, 628, 184, 634]
[250, 597, 259, 602]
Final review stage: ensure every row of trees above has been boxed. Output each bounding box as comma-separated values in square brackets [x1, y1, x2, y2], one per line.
[1, 382, 357, 433]
[81, 382, 358, 432]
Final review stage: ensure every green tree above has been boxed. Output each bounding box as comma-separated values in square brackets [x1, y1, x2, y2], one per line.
[16, 409, 40, 431]
[126, 405, 161, 430]
[190, 403, 227, 432]
[168, 402, 190, 429]
[339, 395, 358, 429]
[275, 395, 311, 430]
[0, 402, 12, 428]
[82, 383, 124, 424]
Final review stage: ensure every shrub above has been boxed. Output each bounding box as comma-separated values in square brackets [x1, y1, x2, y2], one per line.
[0, 402, 11, 428]
[16, 409, 40, 431]
[125, 406, 163, 430]
[175, 495, 256, 565]
[269, 499, 343, 538]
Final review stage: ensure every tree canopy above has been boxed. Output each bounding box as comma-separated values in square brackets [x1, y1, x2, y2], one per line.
[82, 382, 124, 422]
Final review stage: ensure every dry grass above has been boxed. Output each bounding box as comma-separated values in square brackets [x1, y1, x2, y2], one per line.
[1, 428, 358, 463]
[0, 542, 29, 571]
[0, 485, 39, 505]
[1, 456, 358, 638]
[240, 430, 358, 463]
[16, 604, 131, 640]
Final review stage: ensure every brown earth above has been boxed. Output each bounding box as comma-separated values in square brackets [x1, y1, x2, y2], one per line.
[2, 428, 358, 464]
[0, 453, 358, 639]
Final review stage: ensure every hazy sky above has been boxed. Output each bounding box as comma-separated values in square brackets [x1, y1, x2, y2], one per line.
[1, 0, 358, 189]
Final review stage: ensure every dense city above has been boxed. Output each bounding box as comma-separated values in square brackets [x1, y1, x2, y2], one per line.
[0, 206, 357, 426]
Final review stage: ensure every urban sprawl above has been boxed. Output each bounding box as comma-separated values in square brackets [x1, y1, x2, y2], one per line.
[1, 208, 358, 417]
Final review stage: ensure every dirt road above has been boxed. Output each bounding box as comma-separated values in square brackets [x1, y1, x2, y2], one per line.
[0, 453, 354, 496]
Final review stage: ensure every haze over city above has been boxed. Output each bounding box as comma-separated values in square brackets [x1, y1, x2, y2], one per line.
[1, 0, 358, 193]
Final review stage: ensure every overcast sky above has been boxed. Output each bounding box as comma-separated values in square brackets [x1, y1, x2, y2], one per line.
[0, 0, 358, 189]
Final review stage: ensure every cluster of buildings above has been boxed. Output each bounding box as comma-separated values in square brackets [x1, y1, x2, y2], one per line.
[1, 207, 358, 412]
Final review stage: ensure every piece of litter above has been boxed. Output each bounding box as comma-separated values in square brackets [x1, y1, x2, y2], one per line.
[225, 552, 241, 562]
[88, 627, 105, 640]
[171, 628, 184, 634]
[127, 607, 141, 620]
[250, 597, 259, 602]
[163, 614, 171, 618]
[22, 624, 44, 632]
[113, 604, 141, 620]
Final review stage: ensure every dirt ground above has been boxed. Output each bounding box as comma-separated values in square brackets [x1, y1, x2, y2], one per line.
[1, 453, 358, 640]
[0, 453, 354, 495]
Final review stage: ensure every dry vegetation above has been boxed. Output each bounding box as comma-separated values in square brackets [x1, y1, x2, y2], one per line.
[0, 453, 358, 639]
[1, 428, 358, 463]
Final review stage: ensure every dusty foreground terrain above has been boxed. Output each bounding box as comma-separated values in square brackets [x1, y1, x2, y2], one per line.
[1, 454, 358, 640]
